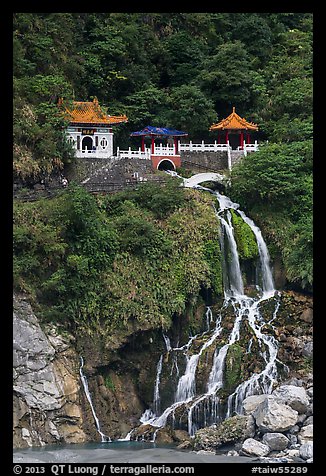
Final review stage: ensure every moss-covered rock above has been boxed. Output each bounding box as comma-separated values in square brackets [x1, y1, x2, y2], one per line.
[194, 414, 255, 450]
[224, 343, 245, 395]
[230, 209, 259, 261]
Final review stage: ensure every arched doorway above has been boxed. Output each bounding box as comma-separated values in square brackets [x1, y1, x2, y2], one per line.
[82, 136, 93, 151]
[157, 159, 176, 171]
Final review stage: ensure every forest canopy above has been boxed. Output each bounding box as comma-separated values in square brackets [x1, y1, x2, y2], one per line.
[13, 12, 312, 182]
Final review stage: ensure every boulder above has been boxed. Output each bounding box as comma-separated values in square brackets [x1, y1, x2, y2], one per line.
[242, 438, 270, 457]
[302, 342, 313, 359]
[242, 395, 268, 415]
[299, 441, 313, 460]
[299, 308, 313, 324]
[298, 424, 313, 444]
[173, 429, 191, 442]
[262, 433, 289, 451]
[194, 415, 255, 451]
[272, 385, 309, 414]
[303, 416, 313, 427]
[253, 396, 298, 433]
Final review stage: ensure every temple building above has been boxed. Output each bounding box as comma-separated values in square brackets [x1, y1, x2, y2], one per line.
[59, 97, 128, 158]
[130, 125, 188, 170]
[210, 107, 258, 150]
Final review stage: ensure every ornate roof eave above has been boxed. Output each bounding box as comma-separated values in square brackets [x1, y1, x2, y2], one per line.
[210, 107, 258, 131]
[59, 97, 128, 126]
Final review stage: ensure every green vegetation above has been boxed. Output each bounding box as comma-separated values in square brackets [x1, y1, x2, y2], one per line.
[229, 141, 312, 291]
[230, 209, 259, 261]
[13, 181, 222, 334]
[13, 13, 312, 181]
[13, 13, 313, 294]
[223, 343, 245, 394]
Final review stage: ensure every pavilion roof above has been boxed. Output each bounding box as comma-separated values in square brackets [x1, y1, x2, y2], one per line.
[60, 97, 128, 125]
[130, 125, 188, 137]
[210, 107, 258, 131]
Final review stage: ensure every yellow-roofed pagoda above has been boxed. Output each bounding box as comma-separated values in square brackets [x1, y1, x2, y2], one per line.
[59, 97, 128, 158]
[210, 107, 258, 150]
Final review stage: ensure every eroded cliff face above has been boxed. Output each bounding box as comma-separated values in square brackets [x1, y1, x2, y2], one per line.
[13, 293, 88, 447]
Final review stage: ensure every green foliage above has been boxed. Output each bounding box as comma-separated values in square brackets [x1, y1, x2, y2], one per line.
[230, 209, 259, 261]
[104, 178, 185, 219]
[203, 240, 223, 295]
[13, 13, 312, 183]
[229, 141, 312, 291]
[104, 375, 115, 391]
[224, 343, 245, 394]
[13, 184, 223, 334]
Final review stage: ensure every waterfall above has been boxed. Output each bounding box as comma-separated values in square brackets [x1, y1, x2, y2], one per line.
[138, 179, 282, 439]
[79, 357, 110, 442]
[153, 355, 163, 415]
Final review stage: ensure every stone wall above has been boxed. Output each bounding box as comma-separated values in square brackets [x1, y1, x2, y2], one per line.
[180, 151, 228, 171]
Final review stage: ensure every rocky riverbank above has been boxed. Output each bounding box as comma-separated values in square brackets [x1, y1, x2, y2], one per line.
[193, 379, 313, 463]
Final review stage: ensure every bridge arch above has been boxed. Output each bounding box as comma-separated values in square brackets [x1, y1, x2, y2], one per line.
[157, 159, 176, 171]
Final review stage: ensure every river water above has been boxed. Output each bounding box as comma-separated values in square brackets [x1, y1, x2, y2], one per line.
[13, 441, 256, 463]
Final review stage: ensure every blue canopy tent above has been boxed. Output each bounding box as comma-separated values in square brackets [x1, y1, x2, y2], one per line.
[130, 125, 188, 153]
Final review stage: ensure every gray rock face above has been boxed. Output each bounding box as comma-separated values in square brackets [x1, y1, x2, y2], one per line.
[262, 432, 289, 451]
[13, 294, 87, 448]
[272, 385, 310, 414]
[253, 396, 298, 433]
[242, 395, 268, 415]
[242, 438, 270, 457]
[300, 441, 313, 460]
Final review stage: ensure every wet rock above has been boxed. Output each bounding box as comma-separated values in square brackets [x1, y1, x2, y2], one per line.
[272, 385, 309, 414]
[299, 441, 313, 460]
[242, 438, 270, 457]
[194, 415, 255, 451]
[262, 433, 289, 451]
[253, 396, 298, 433]
[242, 394, 268, 415]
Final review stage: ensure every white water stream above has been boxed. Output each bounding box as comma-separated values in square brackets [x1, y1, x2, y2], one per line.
[139, 177, 283, 437]
[79, 357, 110, 442]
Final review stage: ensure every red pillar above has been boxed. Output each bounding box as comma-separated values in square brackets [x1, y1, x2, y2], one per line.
[141, 136, 145, 152]
[225, 130, 229, 144]
[174, 137, 178, 155]
[240, 131, 244, 149]
[247, 132, 250, 144]
[151, 136, 155, 154]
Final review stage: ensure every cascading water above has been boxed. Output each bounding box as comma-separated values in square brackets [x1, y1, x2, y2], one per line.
[139, 180, 284, 438]
[79, 357, 110, 442]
